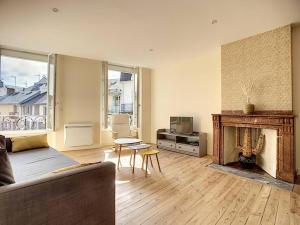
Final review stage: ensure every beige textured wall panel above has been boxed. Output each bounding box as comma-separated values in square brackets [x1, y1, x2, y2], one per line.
[221, 25, 292, 111]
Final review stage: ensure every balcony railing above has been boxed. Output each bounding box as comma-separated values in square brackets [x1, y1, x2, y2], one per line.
[0, 115, 46, 131]
[108, 103, 133, 114]
[121, 103, 133, 113]
[107, 113, 136, 128]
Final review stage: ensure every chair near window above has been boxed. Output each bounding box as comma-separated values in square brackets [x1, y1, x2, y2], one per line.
[111, 114, 138, 151]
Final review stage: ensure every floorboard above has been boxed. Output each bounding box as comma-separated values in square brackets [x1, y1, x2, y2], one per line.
[64, 147, 300, 225]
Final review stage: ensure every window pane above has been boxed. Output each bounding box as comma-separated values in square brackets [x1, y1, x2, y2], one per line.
[0, 53, 48, 131]
[107, 68, 136, 126]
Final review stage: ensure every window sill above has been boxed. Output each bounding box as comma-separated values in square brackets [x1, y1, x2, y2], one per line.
[0, 130, 49, 137]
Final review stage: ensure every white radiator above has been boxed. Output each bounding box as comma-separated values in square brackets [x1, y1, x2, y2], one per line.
[64, 123, 94, 147]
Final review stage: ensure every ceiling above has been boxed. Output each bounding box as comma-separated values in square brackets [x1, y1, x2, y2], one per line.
[0, 0, 300, 68]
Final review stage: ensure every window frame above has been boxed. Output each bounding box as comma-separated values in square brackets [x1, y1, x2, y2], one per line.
[47, 53, 56, 131]
[0, 47, 56, 132]
[102, 63, 139, 129]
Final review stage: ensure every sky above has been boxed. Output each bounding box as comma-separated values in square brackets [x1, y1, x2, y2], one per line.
[0, 57, 127, 88]
[0, 56, 47, 87]
[108, 69, 121, 79]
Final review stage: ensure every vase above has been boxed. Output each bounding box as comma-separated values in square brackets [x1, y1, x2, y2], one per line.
[239, 152, 256, 169]
[244, 103, 254, 114]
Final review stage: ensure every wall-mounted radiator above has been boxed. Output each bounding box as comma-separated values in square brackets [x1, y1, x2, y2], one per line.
[64, 123, 94, 147]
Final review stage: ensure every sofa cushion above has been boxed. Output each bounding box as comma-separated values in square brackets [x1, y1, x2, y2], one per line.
[8, 147, 79, 182]
[51, 161, 102, 174]
[0, 135, 15, 186]
[11, 134, 49, 152]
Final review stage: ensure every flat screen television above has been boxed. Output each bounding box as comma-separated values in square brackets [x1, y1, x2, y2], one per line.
[170, 117, 193, 135]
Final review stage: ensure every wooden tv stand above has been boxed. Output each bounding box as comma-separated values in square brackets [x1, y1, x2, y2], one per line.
[156, 129, 207, 157]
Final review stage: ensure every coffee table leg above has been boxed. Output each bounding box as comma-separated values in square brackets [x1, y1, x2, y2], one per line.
[145, 155, 149, 177]
[130, 152, 132, 166]
[117, 144, 122, 169]
[132, 150, 136, 174]
[141, 155, 145, 170]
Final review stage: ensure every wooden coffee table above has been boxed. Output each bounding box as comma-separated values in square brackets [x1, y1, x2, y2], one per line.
[114, 138, 142, 169]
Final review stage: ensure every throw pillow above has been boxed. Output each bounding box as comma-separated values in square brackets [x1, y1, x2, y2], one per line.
[11, 134, 49, 153]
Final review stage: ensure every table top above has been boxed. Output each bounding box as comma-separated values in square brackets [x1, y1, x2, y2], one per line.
[114, 138, 142, 145]
[128, 144, 151, 150]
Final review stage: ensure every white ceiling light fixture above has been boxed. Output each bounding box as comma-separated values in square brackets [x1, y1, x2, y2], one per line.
[212, 19, 218, 25]
[52, 8, 59, 13]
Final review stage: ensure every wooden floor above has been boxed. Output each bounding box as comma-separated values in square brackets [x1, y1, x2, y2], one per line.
[64, 147, 300, 225]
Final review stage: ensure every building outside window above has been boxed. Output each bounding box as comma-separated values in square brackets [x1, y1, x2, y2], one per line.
[0, 48, 55, 131]
[105, 64, 138, 128]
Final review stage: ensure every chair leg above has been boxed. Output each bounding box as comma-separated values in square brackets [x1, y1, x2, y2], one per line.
[149, 155, 154, 168]
[145, 155, 149, 177]
[156, 153, 161, 172]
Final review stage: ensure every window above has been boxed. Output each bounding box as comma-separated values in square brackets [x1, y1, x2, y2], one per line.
[34, 105, 39, 115]
[13, 105, 17, 114]
[43, 106, 47, 116]
[0, 48, 56, 131]
[104, 64, 138, 128]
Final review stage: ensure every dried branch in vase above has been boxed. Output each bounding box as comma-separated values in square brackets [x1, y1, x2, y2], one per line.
[240, 79, 254, 104]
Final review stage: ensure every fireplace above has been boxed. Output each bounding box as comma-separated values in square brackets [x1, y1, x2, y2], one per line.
[212, 113, 295, 183]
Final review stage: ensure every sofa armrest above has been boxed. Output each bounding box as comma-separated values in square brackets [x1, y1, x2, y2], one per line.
[0, 162, 115, 225]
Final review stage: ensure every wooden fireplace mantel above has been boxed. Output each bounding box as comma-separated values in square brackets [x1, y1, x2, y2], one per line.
[212, 113, 295, 183]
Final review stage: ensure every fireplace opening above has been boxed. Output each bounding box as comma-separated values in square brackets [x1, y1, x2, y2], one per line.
[223, 127, 277, 178]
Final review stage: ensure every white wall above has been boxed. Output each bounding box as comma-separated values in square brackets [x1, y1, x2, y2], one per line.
[49, 55, 102, 151]
[151, 50, 221, 155]
[139, 68, 152, 143]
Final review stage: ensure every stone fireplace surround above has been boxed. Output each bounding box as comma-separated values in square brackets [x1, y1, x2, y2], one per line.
[212, 112, 295, 183]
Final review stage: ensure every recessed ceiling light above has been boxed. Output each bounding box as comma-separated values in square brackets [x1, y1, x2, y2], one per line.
[212, 19, 218, 24]
[52, 8, 59, 13]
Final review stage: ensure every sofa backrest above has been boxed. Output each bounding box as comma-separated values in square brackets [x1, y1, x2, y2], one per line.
[0, 162, 116, 225]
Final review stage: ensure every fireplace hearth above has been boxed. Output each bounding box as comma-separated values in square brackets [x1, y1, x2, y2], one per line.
[212, 113, 295, 183]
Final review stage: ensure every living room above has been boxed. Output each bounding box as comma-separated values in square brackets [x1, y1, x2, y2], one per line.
[0, 0, 300, 225]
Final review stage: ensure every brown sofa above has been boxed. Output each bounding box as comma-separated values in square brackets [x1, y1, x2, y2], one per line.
[0, 161, 115, 225]
[0, 138, 116, 225]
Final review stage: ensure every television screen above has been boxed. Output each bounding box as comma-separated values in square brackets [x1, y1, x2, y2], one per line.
[170, 117, 193, 134]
